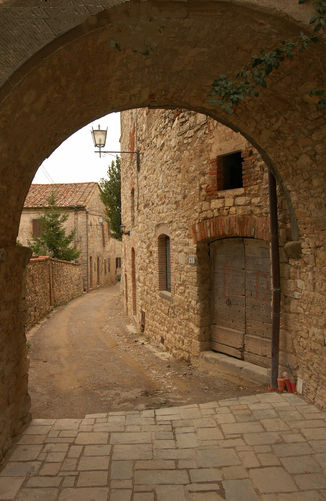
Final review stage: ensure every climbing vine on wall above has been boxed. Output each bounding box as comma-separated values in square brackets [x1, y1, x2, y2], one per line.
[210, 0, 326, 114]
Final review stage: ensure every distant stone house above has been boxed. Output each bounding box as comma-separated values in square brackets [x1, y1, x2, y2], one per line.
[18, 182, 122, 290]
[120, 109, 296, 375]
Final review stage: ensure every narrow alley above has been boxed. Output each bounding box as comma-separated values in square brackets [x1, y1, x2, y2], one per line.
[2, 287, 325, 499]
[27, 284, 265, 419]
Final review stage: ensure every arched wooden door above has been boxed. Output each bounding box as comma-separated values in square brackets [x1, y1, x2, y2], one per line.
[210, 238, 272, 367]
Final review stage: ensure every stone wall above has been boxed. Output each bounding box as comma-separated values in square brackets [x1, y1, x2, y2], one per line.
[0, 246, 31, 463]
[25, 256, 83, 329]
[120, 109, 302, 391]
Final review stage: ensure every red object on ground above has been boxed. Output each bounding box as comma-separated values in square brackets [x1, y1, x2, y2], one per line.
[277, 378, 296, 393]
[277, 378, 286, 392]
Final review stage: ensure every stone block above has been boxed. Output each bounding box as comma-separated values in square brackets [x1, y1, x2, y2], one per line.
[135, 460, 175, 470]
[223, 479, 260, 501]
[77, 470, 108, 486]
[0, 477, 25, 499]
[197, 428, 224, 441]
[135, 469, 189, 484]
[0, 461, 40, 476]
[294, 473, 326, 490]
[272, 443, 313, 457]
[67, 446, 83, 458]
[281, 455, 321, 473]
[113, 444, 152, 460]
[249, 467, 297, 493]
[110, 490, 132, 501]
[222, 422, 263, 435]
[15, 488, 59, 501]
[58, 487, 109, 500]
[75, 432, 109, 445]
[39, 463, 61, 476]
[197, 447, 240, 467]
[134, 493, 154, 501]
[176, 433, 198, 448]
[110, 461, 133, 479]
[257, 453, 280, 466]
[110, 433, 151, 444]
[222, 466, 248, 479]
[244, 433, 282, 445]
[78, 456, 110, 471]
[26, 476, 62, 487]
[83, 445, 111, 456]
[9, 444, 43, 461]
[155, 485, 187, 501]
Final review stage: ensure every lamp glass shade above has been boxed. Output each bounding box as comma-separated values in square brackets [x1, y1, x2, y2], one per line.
[91, 126, 107, 148]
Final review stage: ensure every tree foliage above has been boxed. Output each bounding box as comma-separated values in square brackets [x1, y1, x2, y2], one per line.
[210, 0, 326, 114]
[28, 193, 81, 261]
[100, 156, 122, 241]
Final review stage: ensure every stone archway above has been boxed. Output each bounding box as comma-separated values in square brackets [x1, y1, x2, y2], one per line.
[1, 0, 326, 459]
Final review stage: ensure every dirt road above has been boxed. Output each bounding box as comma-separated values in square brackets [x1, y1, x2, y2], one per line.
[27, 284, 265, 418]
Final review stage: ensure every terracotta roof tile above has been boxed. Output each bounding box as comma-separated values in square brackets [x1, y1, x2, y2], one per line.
[24, 183, 98, 208]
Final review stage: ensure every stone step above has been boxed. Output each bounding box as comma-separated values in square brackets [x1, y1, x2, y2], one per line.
[200, 351, 269, 384]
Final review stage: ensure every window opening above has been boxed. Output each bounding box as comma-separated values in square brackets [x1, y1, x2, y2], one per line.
[218, 151, 243, 190]
[32, 219, 42, 238]
[158, 234, 171, 292]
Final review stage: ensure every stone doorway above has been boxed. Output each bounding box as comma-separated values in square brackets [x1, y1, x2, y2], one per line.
[210, 238, 272, 368]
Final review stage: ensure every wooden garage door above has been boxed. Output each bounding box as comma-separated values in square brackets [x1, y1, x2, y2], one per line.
[210, 238, 272, 367]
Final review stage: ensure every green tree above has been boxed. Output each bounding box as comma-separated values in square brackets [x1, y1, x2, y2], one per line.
[28, 193, 80, 261]
[100, 156, 122, 241]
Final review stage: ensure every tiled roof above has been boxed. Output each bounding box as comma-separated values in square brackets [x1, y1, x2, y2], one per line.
[24, 183, 98, 208]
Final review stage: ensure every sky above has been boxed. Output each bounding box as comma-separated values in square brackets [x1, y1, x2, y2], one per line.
[33, 112, 121, 184]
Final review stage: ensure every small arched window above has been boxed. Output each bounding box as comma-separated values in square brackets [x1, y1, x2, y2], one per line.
[158, 234, 171, 292]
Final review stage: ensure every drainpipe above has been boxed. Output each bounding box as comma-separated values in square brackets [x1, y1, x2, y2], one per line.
[268, 169, 281, 389]
[86, 209, 89, 291]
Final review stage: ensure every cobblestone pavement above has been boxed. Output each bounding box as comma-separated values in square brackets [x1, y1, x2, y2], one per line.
[1, 392, 326, 500]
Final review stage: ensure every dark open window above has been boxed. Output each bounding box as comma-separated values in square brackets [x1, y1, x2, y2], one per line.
[218, 151, 243, 190]
[116, 257, 121, 269]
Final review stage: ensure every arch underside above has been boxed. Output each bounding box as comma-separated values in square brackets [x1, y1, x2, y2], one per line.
[0, 1, 325, 245]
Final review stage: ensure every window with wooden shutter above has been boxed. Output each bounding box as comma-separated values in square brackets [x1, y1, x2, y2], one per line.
[158, 234, 171, 292]
[32, 219, 42, 238]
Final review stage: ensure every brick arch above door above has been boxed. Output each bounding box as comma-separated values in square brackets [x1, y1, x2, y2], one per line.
[192, 215, 270, 244]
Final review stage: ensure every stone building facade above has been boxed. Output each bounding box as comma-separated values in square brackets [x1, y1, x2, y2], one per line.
[18, 182, 122, 291]
[120, 109, 298, 381]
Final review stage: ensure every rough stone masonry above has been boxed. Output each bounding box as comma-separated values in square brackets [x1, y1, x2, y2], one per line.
[0, 0, 325, 462]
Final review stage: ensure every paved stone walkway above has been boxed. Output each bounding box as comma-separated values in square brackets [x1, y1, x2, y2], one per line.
[1, 393, 326, 500]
